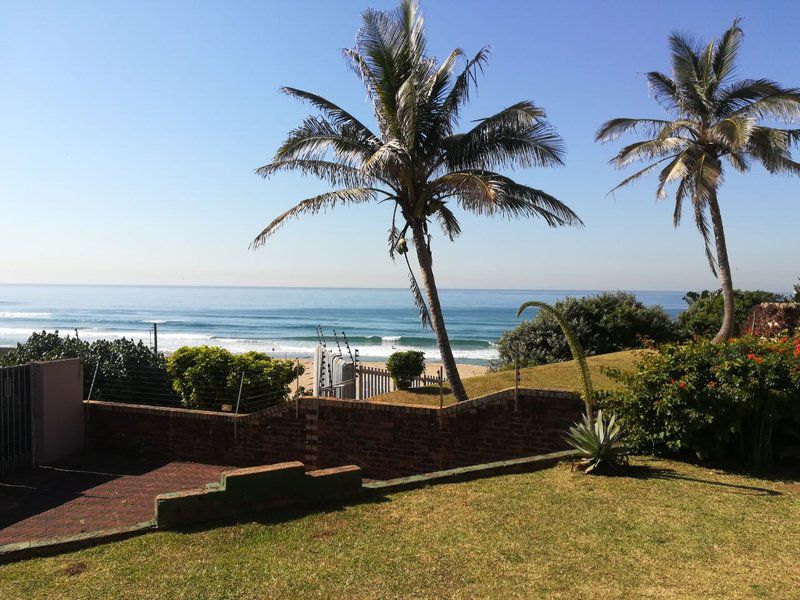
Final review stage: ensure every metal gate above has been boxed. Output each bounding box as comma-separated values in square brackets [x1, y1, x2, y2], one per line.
[0, 365, 33, 477]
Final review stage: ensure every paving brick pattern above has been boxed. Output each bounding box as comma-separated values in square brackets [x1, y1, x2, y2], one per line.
[0, 454, 228, 546]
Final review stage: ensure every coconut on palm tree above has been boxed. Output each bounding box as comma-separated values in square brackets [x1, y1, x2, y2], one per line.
[252, 0, 581, 401]
[596, 19, 800, 342]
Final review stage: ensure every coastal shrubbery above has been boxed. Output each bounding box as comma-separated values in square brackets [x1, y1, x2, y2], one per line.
[167, 346, 300, 411]
[386, 350, 425, 390]
[604, 336, 800, 470]
[0, 330, 167, 401]
[678, 289, 785, 338]
[497, 292, 677, 368]
[1, 332, 301, 410]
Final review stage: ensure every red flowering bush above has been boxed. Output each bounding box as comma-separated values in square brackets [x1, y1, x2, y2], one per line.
[605, 336, 800, 469]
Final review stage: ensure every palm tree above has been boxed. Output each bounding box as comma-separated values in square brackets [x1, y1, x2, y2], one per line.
[251, 0, 582, 402]
[596, 19, 800, 342]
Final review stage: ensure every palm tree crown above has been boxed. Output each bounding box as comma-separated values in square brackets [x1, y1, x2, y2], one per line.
[596, 19, 800, 273]
[253, 0, 581, 400]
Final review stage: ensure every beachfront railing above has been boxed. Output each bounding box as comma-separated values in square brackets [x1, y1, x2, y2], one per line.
[353, 365, 445, 400]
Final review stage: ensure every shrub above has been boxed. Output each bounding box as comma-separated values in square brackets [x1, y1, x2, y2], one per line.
[605, 336, 800, 470]
[793, 277, 800, 303]
[167, 346, 301, 411]
[0, 330, 168, 401]
[498, 292, 677, 367]
[386, 350, 425, 390]
[677, 289, 785, 338]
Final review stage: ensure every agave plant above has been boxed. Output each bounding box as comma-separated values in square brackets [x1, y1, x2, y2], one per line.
[565, 410, 626, 473]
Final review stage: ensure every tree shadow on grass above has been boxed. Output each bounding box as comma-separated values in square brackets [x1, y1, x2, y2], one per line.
[168, 493, 394, 537]
[602, 462, 782, 497]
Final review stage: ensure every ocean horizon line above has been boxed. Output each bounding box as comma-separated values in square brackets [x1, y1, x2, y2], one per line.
[0, 282, 692, 294]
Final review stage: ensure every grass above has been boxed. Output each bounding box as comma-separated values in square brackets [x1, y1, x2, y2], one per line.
[1, 457, 797, 599]
[373, 349, 643, 407]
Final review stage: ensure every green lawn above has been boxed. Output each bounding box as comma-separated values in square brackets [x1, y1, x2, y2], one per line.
[374, 349, 643, 406]
[1, 457, 797, 599]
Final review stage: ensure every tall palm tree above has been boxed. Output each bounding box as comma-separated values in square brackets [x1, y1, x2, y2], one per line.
[596, 19, 800, 342]
[252, 0, 581, 401]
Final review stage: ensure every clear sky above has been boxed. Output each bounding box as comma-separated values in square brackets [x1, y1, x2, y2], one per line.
[2, 0, 798, 293]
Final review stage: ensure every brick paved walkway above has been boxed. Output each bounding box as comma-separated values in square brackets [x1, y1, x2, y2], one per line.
[0, 454, 229, 546]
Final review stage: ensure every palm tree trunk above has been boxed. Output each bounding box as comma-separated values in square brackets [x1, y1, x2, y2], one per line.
[708, 197, 736, 342]
[411, 225, 468, 402]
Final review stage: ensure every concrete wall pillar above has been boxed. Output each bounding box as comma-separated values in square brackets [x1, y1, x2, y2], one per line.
[31, 358, 84, 465]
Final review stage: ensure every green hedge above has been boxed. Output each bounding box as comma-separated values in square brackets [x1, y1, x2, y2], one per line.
[497, 292, 678, 368]
[0, 330, 168, 402]
[677, 289, 785, 338]
[167, 346, 301, 411]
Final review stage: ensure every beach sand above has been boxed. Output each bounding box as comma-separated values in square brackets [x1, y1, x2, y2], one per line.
[292, 359, 487, 393]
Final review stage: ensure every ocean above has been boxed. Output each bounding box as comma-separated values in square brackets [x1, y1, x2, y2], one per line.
[0, 285, 688, 364]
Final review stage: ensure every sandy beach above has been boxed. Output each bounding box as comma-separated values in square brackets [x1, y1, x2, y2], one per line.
[292, 358, 487, 393]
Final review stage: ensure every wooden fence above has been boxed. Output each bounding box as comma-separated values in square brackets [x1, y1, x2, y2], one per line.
[354, 365, 445, 400]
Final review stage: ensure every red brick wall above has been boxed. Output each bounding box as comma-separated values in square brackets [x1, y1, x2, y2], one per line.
[85, 388, 582, 479]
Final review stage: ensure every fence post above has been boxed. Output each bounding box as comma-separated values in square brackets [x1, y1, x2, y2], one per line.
[234, 371, 244, 441]
[87, 362, 100, 400]
[514, 353, 520, 412]
[439, 366, 443, 409]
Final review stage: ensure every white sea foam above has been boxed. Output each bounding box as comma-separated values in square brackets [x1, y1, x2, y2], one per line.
[0, 312, 51, 319]
[0, 328, 498, 361]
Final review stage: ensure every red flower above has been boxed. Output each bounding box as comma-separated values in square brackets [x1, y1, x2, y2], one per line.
[707, 381, 718, 388]
[678, 381, 687, 389]
[747, 353, 757, 360]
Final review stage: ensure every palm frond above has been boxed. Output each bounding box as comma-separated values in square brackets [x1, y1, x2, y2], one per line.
[280, 87, 380, 147]
[717, 79, 800, 120]
[612, 137, 688, 168]
[445, 101, 564, 171]
[647, 71, 682, 112]
[595, 118, 673, 142]
[274, 116, 375, 164]
[404, 251, 430, 328]
[606, 159, 672, 197]
[748, 126, 800, 174]
[433, 170, 582, 227]
[712, 18, 743, 84]
[439, 46, 491, 128]
[251, 188, 377, 249]
[656, 150, 691, 199]
[434, 203, 461, 240]
[255, 159, 369, 188]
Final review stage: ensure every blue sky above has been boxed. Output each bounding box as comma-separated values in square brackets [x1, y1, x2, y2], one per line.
[1, 0, 798, 293]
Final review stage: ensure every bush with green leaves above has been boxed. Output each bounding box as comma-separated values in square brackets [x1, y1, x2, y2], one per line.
[166, 346, 301, 411]
[0, 330, 168, 401]
[386, 350, 425, 390]
[605, 336, 800, 470]
[677, 289, 785, 338]
[498, 292, 677, 368]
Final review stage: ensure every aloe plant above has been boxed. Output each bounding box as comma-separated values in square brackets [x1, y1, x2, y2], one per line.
[565, 410, 627, 473]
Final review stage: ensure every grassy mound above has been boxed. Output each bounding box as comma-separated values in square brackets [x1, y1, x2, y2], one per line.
[372, 349, 642, 406]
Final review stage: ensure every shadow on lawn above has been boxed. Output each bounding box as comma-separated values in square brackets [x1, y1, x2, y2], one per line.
[168, 494, 394, 537]
[606, 462, 782, 496]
